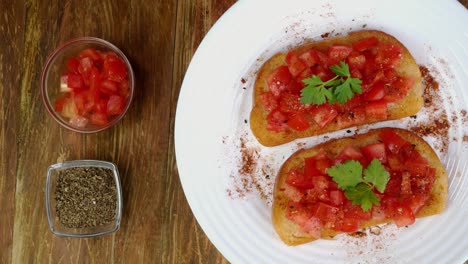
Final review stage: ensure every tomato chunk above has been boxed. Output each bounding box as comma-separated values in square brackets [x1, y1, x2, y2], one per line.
[285, 52, 307, 77]
[310, 104, 338, 128]
[361, 143, 387, 164]
[301, 216, 323, 238]
[299, 49, 320, 67]
[327, 45, 353, 65]
[266, 66, 293, 97]
[103, 54, 127, 82]
[363, 82, 385, 101]
[379, 129, 408, 154]
[353, 37, 379, 52]
[334, 218, 360, 232]
[107, 95, 125, 116]
[365, 99, 388, 119]
[267, 110, 288, 132]
[311, 202, 340, 222]
[287, 113, 310, 131]
[383, 199, 415, 227]
[286, 169, 314, 189]
[259, 92, 278, 113]
[385, 77, 414, 102]
[279, 93, 304, 113]
[347, 53, 366, 70]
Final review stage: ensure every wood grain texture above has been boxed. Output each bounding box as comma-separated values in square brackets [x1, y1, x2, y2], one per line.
[0, 1, 466, 263]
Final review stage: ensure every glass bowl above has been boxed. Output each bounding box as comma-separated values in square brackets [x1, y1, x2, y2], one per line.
[45, 160, 123, 237]
[41, 37, 134, 133]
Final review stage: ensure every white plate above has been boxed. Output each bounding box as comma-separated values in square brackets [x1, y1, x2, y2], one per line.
[175, 0, 468, 263]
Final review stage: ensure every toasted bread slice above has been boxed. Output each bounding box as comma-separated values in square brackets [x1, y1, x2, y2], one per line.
[251, 30, 423, 146]
[272, 128, 447, 246]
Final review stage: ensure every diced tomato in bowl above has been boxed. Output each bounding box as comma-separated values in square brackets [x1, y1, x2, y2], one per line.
[41, 37, 134, 133]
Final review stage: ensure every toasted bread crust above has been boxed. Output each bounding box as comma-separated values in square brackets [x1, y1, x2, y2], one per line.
[272, 128, 447, 246]
[251, 30, 423, 146]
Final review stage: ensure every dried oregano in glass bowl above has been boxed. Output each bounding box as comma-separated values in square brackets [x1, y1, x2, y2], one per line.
[46, 160, 122, 237]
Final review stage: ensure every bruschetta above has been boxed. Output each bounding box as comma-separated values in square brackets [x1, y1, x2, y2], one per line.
[272, 128, 447, 246]
[250, 30, 423, 146]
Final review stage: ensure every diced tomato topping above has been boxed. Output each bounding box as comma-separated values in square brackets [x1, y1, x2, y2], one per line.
[401, 171, 412, 197]
[352, 37, 379, 52]
[363, 81, 385, 101]
[287, 113, 310, 131]
[69, 115, 89, 128]
[259, 92, 278, 113]
[329, 189, 345, 206]
[312, 175, 330, 190]
[93, 99, 107, 114]
[383, 198, 415, 227]
[385, 77, 414, 102]
[107, 95, 125, 116]
[89, 112, 109, 126]
[336, 107, 366, 128]
[310, 104, 338, 128]
[311, 202, 340, 222]
[78, 48, 101, 61]
[296, 67, 313, 82]
[66, 57, 80, 74]
[399, 143, 427, 166]
[371, 205, 386, 221]
[286, 169, 314, 189]
[344, 204, 372, 221]
[408, 193, 429, 214]
[53, 48, 129, 129]
[66, 74, 84, 89]
[387, 154, 405, 171]
[361, 143, 387, 164]
[379, 129, 408, 154]
[385, 172, 402, 197]
[102, 54, 127, 82]
[315, 50, 330, 67]
[334, 218, 360, 232]
[285, 52, 307, 77]
[347, 53, 366, 70]
[267, 110, 288, 132]
[335, 145, 364, 165]
[54, 95, 67, 112]
[282, 184, 304, 203]
[304, 154, 331, 178]
[313, 66, 335, 81]
[78, 57, 93, 84]
[266, 66, 293, 97]
[283, 129, 435, 234]
[100, 79, 119, 95]
[375, 44, 403, 68]
[279, 93, 304, 113]
[327, 45, 353, 65]
[301, 216, 323, 238]
[299, 49, 320, 67]
[365, 99, 388, 120]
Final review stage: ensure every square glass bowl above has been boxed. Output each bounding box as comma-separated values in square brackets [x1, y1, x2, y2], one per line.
[46, 160, 123, 237]
[41, 37, 134, 133]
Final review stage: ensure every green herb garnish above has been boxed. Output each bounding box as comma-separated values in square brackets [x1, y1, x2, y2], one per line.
[327, 159, 390, 211]
[300, 61, 362, 105]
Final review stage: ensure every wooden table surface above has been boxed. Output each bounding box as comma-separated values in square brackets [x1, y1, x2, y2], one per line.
[1, 1, 466, 263]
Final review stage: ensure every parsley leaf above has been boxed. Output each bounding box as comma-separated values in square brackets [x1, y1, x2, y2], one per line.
[300, 77, 334, 105]
[327, 160, 362, 189]
[330, 61, 350, 77]
[344, 183, 381, 211]
[364, 159, 390, 193]
[300, 61, 362, 105]
[327, 158, 390, 212]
